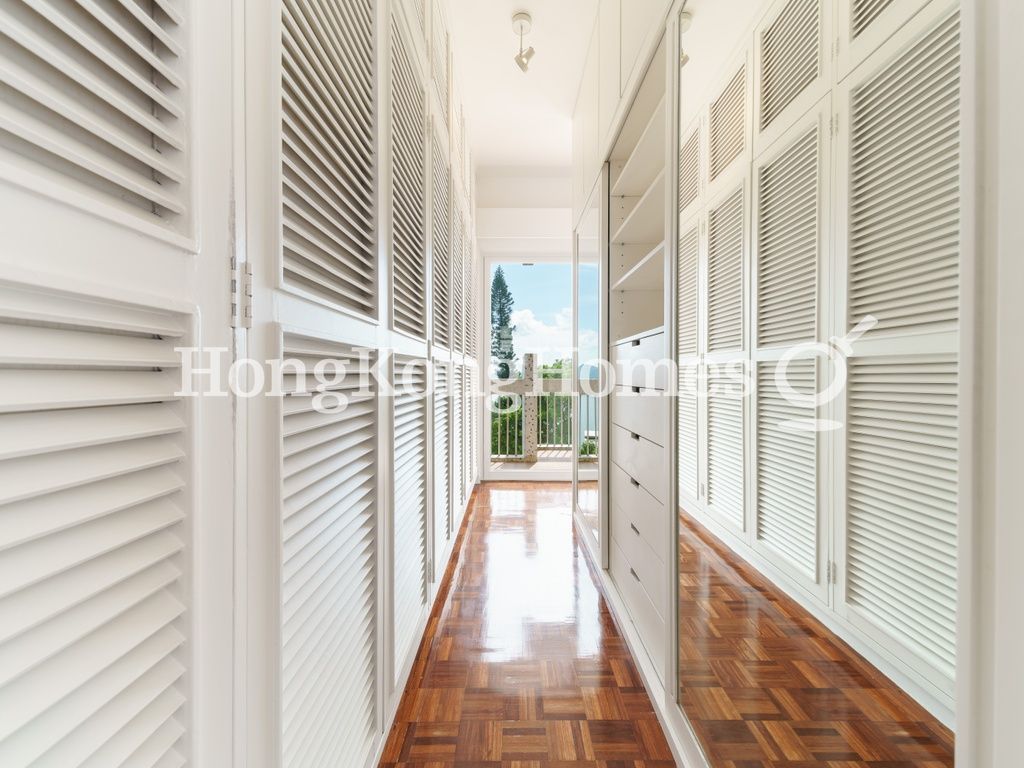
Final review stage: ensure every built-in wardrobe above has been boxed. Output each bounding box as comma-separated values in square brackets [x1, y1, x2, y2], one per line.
[571, 0, 966, 761]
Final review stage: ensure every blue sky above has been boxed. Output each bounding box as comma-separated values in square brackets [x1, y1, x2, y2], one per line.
[490, 262, 598, 367]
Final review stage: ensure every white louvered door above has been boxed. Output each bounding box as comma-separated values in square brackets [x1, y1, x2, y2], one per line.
[279, 334, 378, 768]
[451, 363, 464, 519]
[390, 17, 427, 339]
[0, 284, 191, 768]
[753, 0, 831, 153]
[391, 357, 428, 677]
[451, 206, 465, 355]
[834, 0, 961, 699]
[750, 97, 831, 600]
[432, 360, 452, 578]
[0, 0, 240, 764]
[702, 177, 749, 534]
[837, 0, 933, 77]
[431, 127, 452, 350]
[280, 0, 377, 316]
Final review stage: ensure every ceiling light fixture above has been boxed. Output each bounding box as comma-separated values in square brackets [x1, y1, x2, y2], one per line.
[512, 12, 535, 73]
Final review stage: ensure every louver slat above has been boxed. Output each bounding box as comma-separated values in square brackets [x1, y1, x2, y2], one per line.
[707, 370, 744, 530]
[281, 0, 377, 316]
[432, 131, 451, 348]
[434, 364, 451, 543]
[709, 65, 746, 181]
[847, 12, 959, 336]
[390, 19, 428, 337]
[846, 356, 957, 680]
[707, 187, 745, 352]
[280, 335, 377, 768]
[0, 284, 188, 768]
[678, 126, 700, 216]
[759, 0, 820, 130]
[756, 361, 817, 576]
[392, 357, 428, 668]
[0, 0, 187, 225]
[757, 126, 818, 347]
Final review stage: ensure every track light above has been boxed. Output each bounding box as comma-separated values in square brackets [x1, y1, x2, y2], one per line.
[512, 12, 534, 73]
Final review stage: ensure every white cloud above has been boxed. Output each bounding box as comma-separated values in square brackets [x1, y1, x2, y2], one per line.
[505, 307, 598, 368]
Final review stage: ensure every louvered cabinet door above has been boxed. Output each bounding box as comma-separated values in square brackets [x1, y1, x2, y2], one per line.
[0, 0, 189, 234]
[280, 0, 378, 317]
[433, 362, 452, 559]
[451, 364, 464, 521]
[0, 283, 190, 768]
[706, 51, 751, 199]
[431, 3, 449, 126]
[677, 118, 703, 224]
[676, 219, 701, 504]
[705, 367, 746, 533]
[451, 207, 465, 355]
[750, 99, 831, 596]
[390, 16, 428, 339]
[461, 365, 472, 500]
[431, 129, 452, 350]
[753, 0, 831, 153]
[835, 1, 961, 698]
[704, 181, 747, 356]
[837, 0, 933, 78]
[392, 357, 429, 675]
[279, 334, 378, 768]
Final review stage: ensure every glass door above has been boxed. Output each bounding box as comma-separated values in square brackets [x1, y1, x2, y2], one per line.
[573, 171, 606, 552]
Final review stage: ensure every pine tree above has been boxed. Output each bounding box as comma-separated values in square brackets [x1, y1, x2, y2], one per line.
[490, 266, 516, 361]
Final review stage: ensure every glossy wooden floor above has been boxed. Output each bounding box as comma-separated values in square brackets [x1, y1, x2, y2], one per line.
[381, 482, 675, 767]
[678, 511, 955, 767]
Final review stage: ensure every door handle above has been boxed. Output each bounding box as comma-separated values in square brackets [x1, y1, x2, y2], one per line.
[630, 432, 640, 441]
[630, 567, 641, 582]
[630, 522, 640, 536]
[629, 477, 640, 488]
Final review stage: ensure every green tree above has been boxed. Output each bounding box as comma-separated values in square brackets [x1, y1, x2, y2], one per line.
[490, 266, 515, 361]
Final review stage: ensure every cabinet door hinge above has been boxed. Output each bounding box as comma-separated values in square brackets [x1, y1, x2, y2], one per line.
[231, 258, 253, 329]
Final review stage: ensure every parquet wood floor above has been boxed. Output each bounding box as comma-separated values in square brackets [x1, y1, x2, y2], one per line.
[677, 510, 955, 767]
[381, 482, 675, 767]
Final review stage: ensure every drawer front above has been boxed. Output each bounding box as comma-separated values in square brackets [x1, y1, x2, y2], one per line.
[611, 499, 667, 615]
[613, 332, 667, 390]
[610, 424, 666, 504]
[610, 539, 666, 680]
[610, 386, 666, 446]
[610, 462, 668, 560]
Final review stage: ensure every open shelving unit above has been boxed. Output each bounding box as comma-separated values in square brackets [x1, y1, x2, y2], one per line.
[609, 38, 667, 344]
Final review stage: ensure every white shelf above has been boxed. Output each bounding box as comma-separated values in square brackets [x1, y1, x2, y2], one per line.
[611, 168, 665, 245]
[611, 95, 666, 197]
[611, 241, 664, 292]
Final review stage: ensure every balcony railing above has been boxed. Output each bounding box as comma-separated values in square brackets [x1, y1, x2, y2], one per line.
[489, 353, 598, 464]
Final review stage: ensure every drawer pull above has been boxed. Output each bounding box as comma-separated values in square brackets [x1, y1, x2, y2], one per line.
[630, 567, 641, 582]
[630, 522, 640, 536]
[629, 477, 640, 488]
[629, 431, 640, 441]
[631, 338, 641, 346]
[631, 386, 641, 394]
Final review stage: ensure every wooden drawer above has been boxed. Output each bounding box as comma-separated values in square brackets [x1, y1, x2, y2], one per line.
[612, 331, 667, 390]
[611, 498, 667, 615]
[610, 386, 666, 446]
[610, 424, 666, 504]
[610, 462, 668, 560]
[610, 538, 666, 680]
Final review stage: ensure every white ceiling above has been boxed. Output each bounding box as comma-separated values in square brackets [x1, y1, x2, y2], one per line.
[446, 0, 598, 170]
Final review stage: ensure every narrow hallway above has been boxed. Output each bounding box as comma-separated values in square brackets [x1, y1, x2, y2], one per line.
[381, 483, 675, 765]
